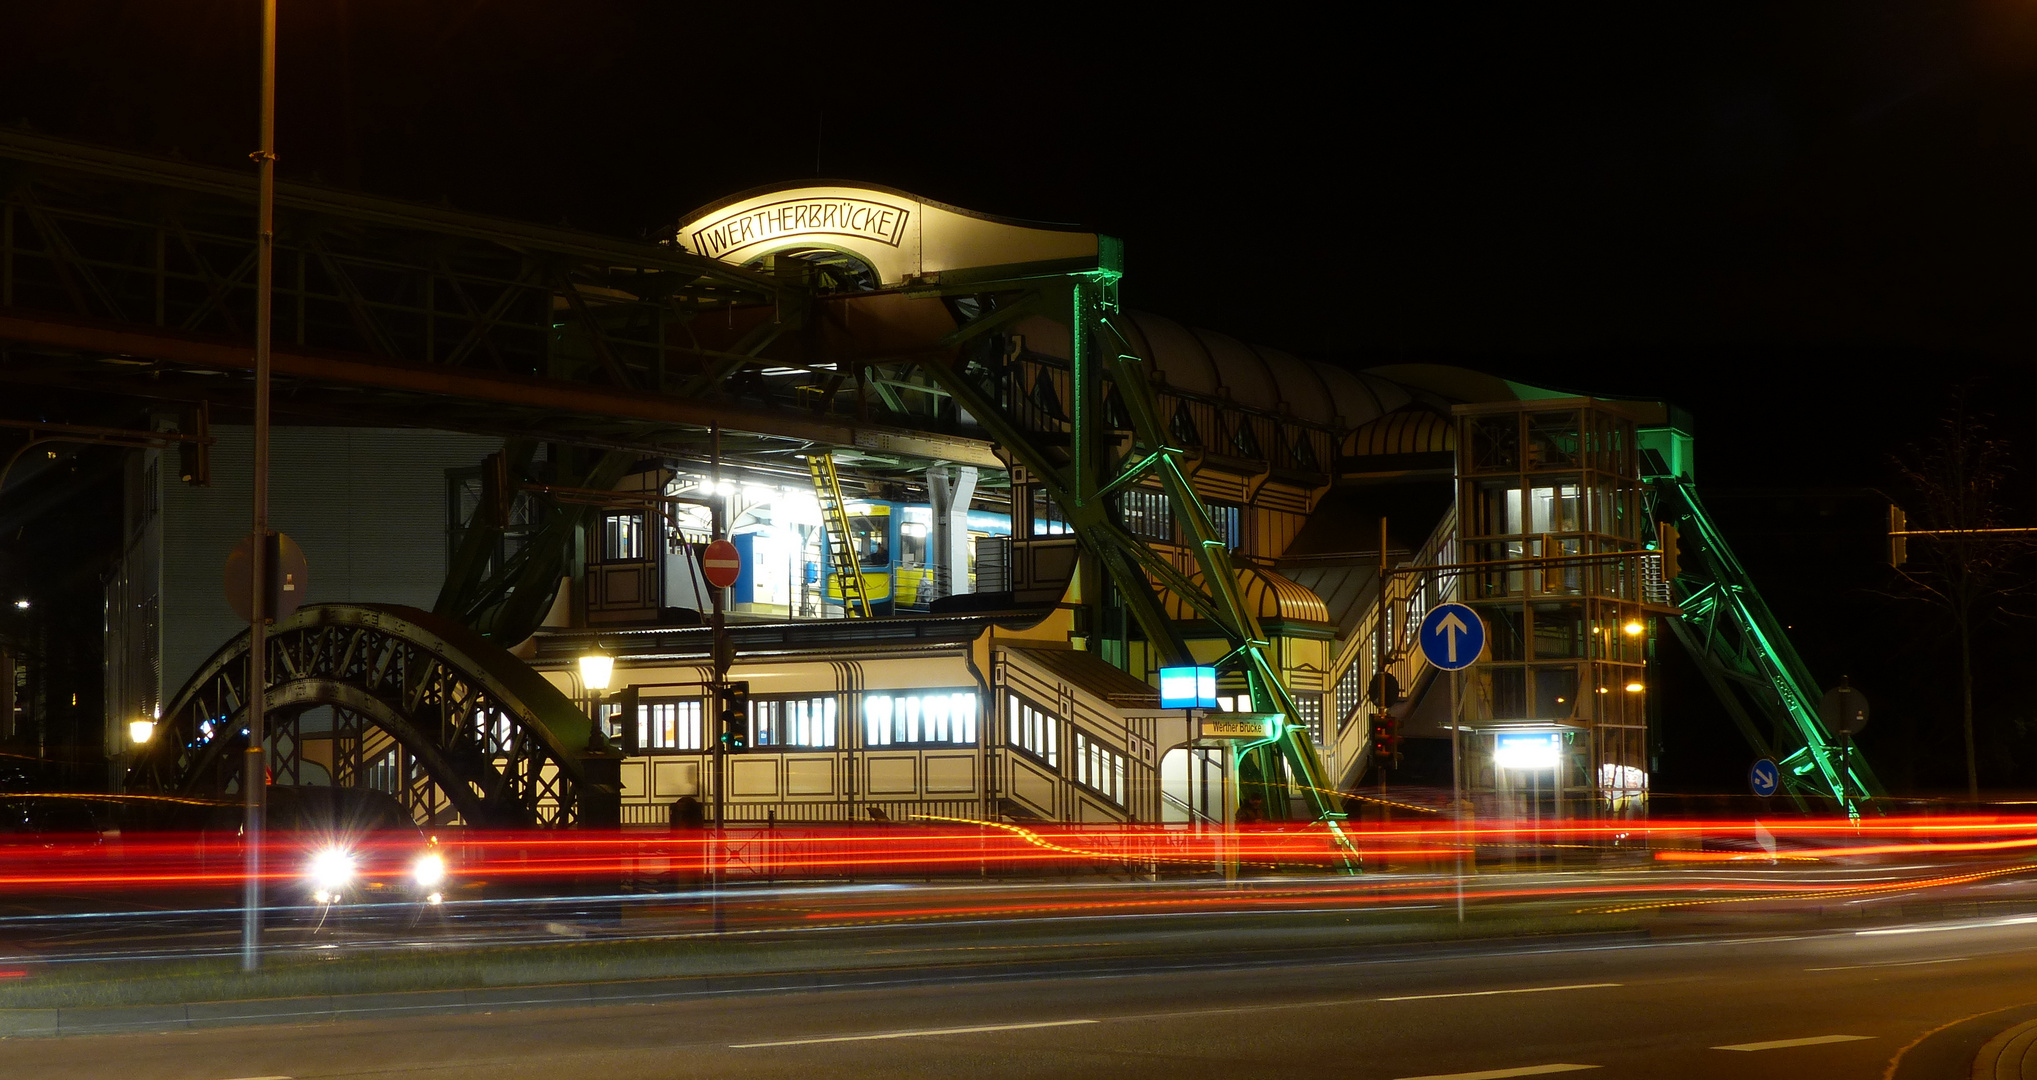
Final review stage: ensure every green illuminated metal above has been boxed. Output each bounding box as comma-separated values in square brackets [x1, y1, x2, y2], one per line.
[1648, 474, 1882, 815]
[916, 273, 1348, 839]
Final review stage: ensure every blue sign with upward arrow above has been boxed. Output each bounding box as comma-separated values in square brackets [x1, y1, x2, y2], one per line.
[1749, 758, 1780, 798]
[1418, 602, 1486, 671]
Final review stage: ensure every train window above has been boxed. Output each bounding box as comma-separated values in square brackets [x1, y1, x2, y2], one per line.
[850, 515, 889, 567]
[899, 508, 931, 569]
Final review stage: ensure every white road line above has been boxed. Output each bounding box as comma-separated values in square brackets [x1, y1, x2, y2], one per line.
[1377, 982, 1621, 1003]
[731, 1019, 1097, 1049]
[1393, 1065, 1600, 1080]
[1712, 1034, 1874, 1052]
[1804, 957, 1969, 972]
[1858, 916, 2037, 936]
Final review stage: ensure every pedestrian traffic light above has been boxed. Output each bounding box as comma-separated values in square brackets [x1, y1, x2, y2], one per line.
[1888, 505, 1908, 569]
[718, 680, 750, 752]
[1657, 522, 1682, 580]
[608, 686, 640, 755]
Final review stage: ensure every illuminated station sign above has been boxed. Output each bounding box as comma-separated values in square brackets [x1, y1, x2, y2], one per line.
[1159, 665, 1218, 709]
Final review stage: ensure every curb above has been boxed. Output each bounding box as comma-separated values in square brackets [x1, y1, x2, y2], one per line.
[1976, 1018, 2037, 1080]
[0, 928, 1646, 1038]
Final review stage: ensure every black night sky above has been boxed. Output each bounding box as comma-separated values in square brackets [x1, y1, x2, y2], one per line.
[4, 1, 2036, 792]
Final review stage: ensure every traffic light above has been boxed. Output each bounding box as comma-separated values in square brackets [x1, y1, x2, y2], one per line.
[1370, 713, 1400, 767]
[718, 680, 750, 752]
[608, 686, 640, 755]
[1657, 522, 1682, 580]
[1888, 505, 1909, 568]
[178, 401, 210, 486]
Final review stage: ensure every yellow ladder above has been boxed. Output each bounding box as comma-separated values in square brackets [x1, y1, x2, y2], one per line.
[807, 452, 873, 618]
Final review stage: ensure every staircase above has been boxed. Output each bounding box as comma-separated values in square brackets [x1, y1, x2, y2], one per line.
[807, 452, 873, 618]
[1322, 508, 1459, 789]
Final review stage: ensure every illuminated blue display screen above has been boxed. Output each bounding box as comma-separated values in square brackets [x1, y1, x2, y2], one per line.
[1159, 665, 1218, 709]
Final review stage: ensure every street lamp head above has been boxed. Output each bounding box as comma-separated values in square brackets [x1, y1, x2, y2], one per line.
[1622, 619, 1645, 637]
[11, 599, 26, 610]
[128, 719, 155, 745]
[1624, 681, 1646, 693]
[578, 648, 614, 692]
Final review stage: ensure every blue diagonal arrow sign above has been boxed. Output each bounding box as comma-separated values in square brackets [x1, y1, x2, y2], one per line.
[1418, 603, 1486, 671]
[1749, 758, 1780, 798]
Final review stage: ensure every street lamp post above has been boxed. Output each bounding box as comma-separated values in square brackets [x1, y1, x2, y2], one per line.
[241, 0, 278, 974]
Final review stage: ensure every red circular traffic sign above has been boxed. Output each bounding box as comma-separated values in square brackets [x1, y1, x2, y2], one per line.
[702, 538, 742, 589]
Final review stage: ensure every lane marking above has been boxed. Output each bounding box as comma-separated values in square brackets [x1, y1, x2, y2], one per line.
[1713, 1034, 1873, 1052]
[1393, 1066, 1600, 1080]
[732, 1018, 1097, 1048]
[1859, 916, 2037, 936]
[1805, 957, 1969, 972]
[1378, 982, 1620, 1003]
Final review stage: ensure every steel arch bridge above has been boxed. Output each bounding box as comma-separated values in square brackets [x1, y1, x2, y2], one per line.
[127, 604, 620, 827]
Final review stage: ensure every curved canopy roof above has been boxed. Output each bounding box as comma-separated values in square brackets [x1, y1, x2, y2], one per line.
[1162, 567, 1331, 627]
[1011, 311, 1433, 432]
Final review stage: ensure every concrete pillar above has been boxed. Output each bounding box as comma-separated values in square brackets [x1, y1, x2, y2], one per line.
[926, 466, 978, 599]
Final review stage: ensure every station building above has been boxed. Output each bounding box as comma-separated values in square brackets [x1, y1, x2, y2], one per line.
[108, 181, 1696, 828]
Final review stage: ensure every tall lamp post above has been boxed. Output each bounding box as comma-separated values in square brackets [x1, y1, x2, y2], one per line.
[241, 0, 279, 973]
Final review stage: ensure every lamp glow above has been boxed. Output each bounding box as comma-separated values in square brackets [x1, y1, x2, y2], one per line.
[1625, 681, 1646, 693]
[578, 650, 614, 692]
[1622, 620, 1645, 637]
[128, 719, 155, 745]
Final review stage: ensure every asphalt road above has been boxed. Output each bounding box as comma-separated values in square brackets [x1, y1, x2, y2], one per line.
[14, 912, 2037, 1079]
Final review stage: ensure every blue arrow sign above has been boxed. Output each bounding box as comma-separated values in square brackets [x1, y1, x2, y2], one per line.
[1749, 758, 1780, 798]
[1418, 602, 1486, 671]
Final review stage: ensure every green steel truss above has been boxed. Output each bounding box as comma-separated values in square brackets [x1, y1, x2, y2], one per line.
[917, 273, 1345, 828]
[1649, 476, 1882, 814]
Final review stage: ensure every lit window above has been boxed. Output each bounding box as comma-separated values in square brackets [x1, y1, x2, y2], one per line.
[602, 512, 644, 561]
[1007, 693, 1059, 767]
[752, 696, 838, 749]
[624, 698, 702, 752]
[1071, 729, 1127, 806]
[864, 691, 978, 747]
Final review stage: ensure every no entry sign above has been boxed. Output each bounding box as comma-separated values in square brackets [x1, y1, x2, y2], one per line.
[702, 538, 741, 589]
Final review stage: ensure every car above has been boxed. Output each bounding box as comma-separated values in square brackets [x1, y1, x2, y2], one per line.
[259, 786, 452, 907]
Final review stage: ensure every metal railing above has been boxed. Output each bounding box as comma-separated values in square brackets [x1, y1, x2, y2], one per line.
[1323, 508, 1459, 785]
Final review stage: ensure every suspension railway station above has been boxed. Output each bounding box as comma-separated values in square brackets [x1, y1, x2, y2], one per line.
[0, 127, 1881, 833]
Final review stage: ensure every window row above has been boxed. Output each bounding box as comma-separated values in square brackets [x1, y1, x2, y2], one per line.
[610, 691, 979, 753]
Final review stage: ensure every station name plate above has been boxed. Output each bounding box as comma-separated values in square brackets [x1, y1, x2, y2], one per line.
[1197, 714, 1280, 741]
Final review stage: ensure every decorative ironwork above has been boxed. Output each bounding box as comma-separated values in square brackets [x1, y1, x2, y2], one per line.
[128, 603, 617, 826]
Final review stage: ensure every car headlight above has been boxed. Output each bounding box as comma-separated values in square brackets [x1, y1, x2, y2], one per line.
[308, 848, 355, 893]
[412, 852, 446, 890]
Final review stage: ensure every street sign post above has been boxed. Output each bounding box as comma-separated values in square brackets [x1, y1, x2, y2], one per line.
[702, 538, 742, 591]
[1749, 758, 1780, 798]
[1418, 602, 1486, 671]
